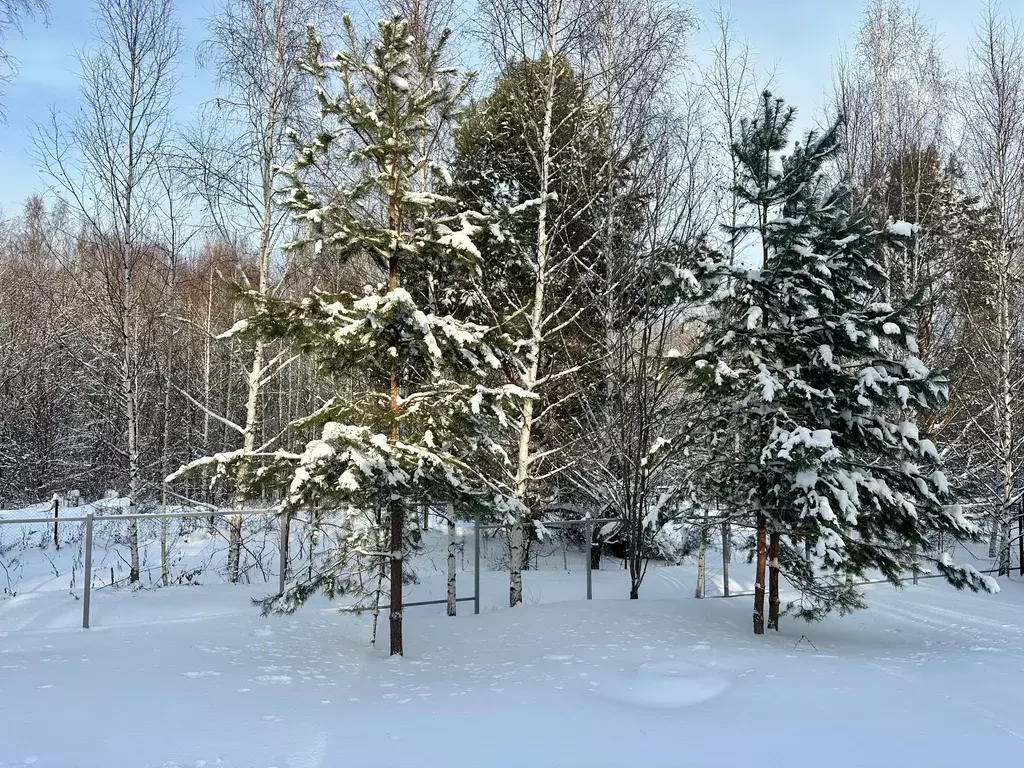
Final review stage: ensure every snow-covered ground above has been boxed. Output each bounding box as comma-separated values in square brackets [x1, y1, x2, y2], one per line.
[1, 501, 1023, 767]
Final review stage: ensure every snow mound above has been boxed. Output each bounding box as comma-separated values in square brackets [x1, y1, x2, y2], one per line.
[598, 660, 729, 709]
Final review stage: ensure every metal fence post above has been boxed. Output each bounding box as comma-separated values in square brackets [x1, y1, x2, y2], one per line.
[82, 512, 93, 629]
[278, 511, 288, 595]
[585, 520, 593, 600]
[473, 514, 481, 615]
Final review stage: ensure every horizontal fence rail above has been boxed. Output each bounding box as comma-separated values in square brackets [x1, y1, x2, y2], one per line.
[2, 505, 1011, 632]
[0, 509, 627, 630]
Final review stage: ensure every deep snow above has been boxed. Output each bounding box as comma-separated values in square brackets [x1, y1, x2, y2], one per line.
[2, 553, 1024, 766]
[1, 502, 1022, 767]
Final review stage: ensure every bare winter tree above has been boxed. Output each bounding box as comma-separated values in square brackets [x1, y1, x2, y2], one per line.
[698, 4, 765, 598]
[35, 0, 181, 582]
[831, 0, 951, 302]
[958, 1, 1024, 575]
[704, 3, 760, 263]
[564, 0, 719, 600]
[183, 0, 341, 581]
[0, 196, 83, 503]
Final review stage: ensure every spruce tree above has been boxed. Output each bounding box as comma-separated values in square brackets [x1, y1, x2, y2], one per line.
[668, 92, 997, 634]
[174, 14, 524, 656]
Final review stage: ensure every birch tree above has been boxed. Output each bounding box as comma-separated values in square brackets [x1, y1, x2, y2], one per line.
[831, 0, 951, 306]
[469, 0, 609, 607]
[564, 0, 718, 599]
[700, 4, 763, 595]
[959, 1, 1024, 575]
[36, 0, 180, 582]
[182, 0, 349, 580]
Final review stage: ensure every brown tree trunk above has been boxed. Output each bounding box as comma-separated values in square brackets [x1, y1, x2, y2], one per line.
[387, 198, 403, 654]
[753, 513, 767, 635]
[389, 501, 404, 656]
[767, 531, 780, 630]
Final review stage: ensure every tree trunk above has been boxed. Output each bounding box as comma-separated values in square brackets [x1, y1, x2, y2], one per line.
[1018, 503, 1023, 577]
[227, 518, 242, 582]
[767, 531, 780, 630]
[387, 183, 404, 655]
[160, 490, 169, 588]
[509, 521, 524, 606]
[998, 519, 1011, 577]
[694, 515, 707, 599]
[230, 335, 265, 583]
[721, 520, 730, 597]
[447, 512, 457, 617]
[989, 519, 1001, 558]
[123, 308, 141, 584]
[589, 526, 601, 570]
[753, 513, 767, 635]
[628, 510, 642, 600]
[389, 501, 404, 656]
[281, 509, 292, 581]
[509, 37, 559, 608]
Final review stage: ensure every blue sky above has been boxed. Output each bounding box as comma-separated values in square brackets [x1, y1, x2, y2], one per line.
[0, 0, 981, 216]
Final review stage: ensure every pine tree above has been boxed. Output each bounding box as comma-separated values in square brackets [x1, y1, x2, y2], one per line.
[173, 13, 524, 656]
[667, 92, 998, 634]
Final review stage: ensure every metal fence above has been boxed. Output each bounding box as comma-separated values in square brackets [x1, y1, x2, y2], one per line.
[6, 503, 1000, 632]
[0, 505, 616, 631]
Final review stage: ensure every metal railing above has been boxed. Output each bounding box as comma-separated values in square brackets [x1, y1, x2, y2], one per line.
[12, 505, 987, 630]
[1, 507, 281, 628]
[0, 506, 619, 631]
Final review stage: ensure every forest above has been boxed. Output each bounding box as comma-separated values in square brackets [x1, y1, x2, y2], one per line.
[0, 0, 1022, 659]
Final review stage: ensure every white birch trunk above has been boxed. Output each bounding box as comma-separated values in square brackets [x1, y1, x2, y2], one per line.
[509, 23, 559, 608]
[228, 24, 284, 582]
[997, 235, 1014, 576]
[446, 504, 457, 617]
[204, 267, 216, 532]
[122, 277, 141, 584]
[694, 510, 707, 599]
